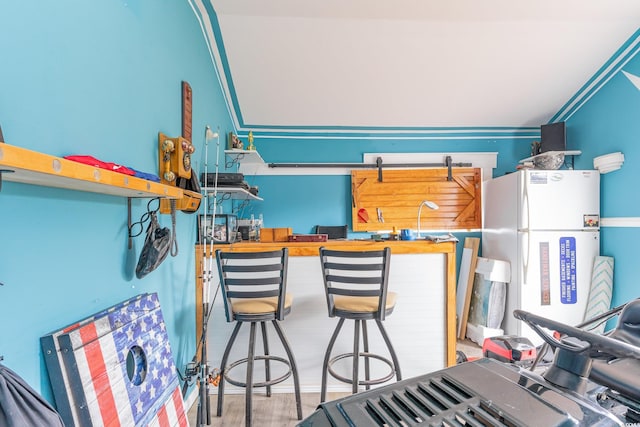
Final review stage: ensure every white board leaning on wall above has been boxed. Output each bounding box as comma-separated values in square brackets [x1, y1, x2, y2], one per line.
[466, 257, 511, 346]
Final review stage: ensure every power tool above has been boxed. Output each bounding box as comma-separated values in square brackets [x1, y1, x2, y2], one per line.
[483, 335, 537, 366]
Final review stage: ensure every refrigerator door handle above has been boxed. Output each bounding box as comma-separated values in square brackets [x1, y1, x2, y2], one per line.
[522, 172, 530, 230]
[522, 231, 529, 285]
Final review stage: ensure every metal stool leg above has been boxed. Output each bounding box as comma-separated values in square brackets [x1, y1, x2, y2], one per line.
[321, 318, 346, 403]
[362, 320, 371, 390]
[272, 320, 303, 420]
[245, 322, 257, 427]
[352, 319, 360, 395]
[260, 321, 272, 398]
[375, 319, 402, 380]
[217, 321, 243, 416]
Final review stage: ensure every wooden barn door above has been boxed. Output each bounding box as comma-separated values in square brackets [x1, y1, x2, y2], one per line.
[351, 168, 482, 232]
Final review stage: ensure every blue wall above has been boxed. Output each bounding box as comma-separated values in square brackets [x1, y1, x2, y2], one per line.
[2, 0, 637, 409]
[0, 0, 234, 401]
[563, 33, 640, 307]
[244, 135, 529, 231]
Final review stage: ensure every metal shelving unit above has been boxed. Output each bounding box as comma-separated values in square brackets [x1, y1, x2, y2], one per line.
[202, 149, 265, 202]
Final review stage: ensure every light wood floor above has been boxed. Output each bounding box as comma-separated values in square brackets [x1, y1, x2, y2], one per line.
[185, 342, 482, 426]
[187, 392, 348, 427]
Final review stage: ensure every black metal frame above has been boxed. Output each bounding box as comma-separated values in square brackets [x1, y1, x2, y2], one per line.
[215, 248, 302, 426]
[268, 155, 471, 182]
[318, 247, 402, 402]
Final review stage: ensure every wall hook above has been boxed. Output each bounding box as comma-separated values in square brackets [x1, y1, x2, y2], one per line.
[127, 198, 133, 249]
[0, 169, 15, 192]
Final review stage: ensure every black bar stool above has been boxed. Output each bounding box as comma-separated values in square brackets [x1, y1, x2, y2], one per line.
[215, 248, 302, 426]
[318, 247, 402, 403]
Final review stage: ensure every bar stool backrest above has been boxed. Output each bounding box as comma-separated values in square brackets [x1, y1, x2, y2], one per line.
[215, 248, 289, 322]
[319, 247, 391, 320]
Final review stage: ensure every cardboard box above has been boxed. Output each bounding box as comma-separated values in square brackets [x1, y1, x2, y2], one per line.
[465, 323, 504, 346]
[260, 228, 292, 242]
[273, 228, 292, 242]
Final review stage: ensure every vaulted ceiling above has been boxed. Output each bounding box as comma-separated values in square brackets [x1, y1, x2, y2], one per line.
[195, 1, 640, 134]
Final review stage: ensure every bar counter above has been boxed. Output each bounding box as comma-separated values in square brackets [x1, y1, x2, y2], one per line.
[195, 239, 457, 374]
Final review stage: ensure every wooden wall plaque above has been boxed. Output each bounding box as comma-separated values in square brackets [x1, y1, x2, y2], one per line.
[182, 81, 192, 142]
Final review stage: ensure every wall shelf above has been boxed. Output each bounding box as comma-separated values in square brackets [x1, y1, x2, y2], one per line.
[0, 142, 183, 199]
[202, 186, 263, 201]
[202, 149, 265, 202]
[224, 149, 264, 166]
[519, 150, 582, 163]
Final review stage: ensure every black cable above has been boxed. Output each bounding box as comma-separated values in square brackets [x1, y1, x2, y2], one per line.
[179, 277, 221, 397]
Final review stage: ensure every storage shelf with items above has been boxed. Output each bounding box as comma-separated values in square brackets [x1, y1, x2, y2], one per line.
[202, 146, 265, 203]
[0, 142, 182, 199]
[518, 150, 582, 170]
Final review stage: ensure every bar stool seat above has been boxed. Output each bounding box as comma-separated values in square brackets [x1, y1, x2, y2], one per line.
[333, 293, 397, 313]
[319, 247, 402, 403]
[215, 248, 302, 427]
[232, 294, 293, 314]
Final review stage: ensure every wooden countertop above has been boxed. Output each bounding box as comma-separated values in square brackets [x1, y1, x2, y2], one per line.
[198, 239, 455, 256]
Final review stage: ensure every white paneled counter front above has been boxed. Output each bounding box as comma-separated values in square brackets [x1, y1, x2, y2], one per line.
[195, 240, 456, 394]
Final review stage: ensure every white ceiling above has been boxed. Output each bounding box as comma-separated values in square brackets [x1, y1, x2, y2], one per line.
[204, 1, 640, 132]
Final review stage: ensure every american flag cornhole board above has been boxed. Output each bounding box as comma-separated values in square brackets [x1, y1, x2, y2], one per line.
[41, 294, 149, 425]
[41, 293, 189, 426]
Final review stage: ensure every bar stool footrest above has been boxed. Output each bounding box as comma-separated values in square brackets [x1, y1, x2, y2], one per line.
[327, 352, 396, 386]
[224, 355, 293, 388]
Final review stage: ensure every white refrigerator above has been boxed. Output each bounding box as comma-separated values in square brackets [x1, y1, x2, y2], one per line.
[482, 170, 600, 344]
